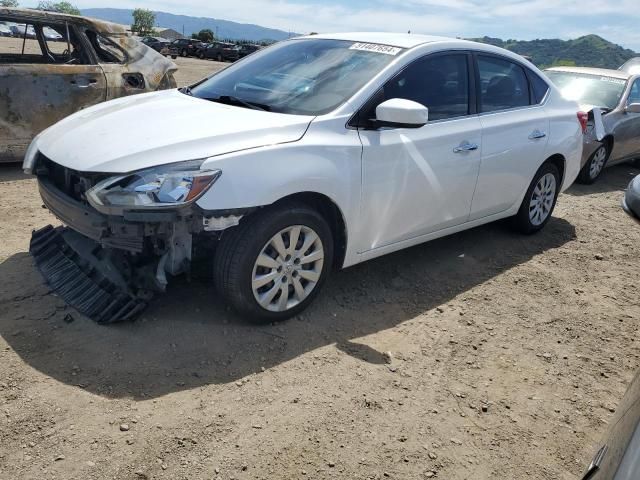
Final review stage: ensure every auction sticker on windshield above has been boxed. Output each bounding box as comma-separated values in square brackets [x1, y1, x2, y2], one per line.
[600, 77, 626, 85]
[350, 42, 402, 56]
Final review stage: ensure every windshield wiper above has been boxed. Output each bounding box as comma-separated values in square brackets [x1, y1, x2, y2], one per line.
[206, 95, 271, 111]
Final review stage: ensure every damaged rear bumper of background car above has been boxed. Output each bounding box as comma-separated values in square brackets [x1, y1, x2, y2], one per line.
[32, 172, 249, 324]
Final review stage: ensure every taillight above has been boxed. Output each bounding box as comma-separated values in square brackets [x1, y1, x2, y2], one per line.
[577, 111, 588, 134]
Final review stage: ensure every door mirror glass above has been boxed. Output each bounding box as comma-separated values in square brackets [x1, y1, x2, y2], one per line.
[375, 98, 428, 128]
[626, 103, 640, 114]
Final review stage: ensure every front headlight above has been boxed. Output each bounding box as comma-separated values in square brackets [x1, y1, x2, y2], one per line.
[87, 160, 221, 215]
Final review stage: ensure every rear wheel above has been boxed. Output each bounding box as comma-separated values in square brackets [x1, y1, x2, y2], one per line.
[180, 48, 187, 57]
[512, 162, 560, 234]
[214, 203, 333, 322]
[577, 144, 609, 184]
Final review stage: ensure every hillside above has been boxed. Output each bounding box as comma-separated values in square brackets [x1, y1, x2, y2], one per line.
[81, 8, 294, 42]
[470, 34, 638, 69]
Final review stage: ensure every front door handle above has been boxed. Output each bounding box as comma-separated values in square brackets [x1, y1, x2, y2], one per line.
[453, 141, 479, 153]
[529, 129, 547, 140]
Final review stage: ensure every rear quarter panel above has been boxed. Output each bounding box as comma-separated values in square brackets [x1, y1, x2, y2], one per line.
[544, 90, 583, 191]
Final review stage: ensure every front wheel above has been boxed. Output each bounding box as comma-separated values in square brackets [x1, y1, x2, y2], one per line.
[214, 203, 333, 322]
[512, 162, 560, 234]
[577, 144, 609, 184]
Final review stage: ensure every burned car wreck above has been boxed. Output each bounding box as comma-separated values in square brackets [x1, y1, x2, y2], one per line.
[0, 8, 177, 162]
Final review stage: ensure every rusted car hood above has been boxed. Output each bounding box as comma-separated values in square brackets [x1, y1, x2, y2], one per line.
[32, 89, 314, 173]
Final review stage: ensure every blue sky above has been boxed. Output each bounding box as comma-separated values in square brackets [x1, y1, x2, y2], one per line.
[74, 0, 640, 50]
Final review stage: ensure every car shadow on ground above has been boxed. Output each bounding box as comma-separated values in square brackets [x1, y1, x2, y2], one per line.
[566, 163, 639, 197]
[0, 217, 576, 400]
[0, 163, 28, 183]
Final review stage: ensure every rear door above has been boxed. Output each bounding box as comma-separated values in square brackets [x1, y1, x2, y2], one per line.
[469, 54, 550, 220]
[0, 17, 106, 161]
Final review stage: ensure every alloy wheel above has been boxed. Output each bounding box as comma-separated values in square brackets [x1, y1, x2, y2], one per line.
[589, 146, 607, 180]
[529, 173, 557, 226]
[251, 225, 324, 312]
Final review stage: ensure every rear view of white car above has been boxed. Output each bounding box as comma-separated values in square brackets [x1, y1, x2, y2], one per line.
[24, 33, 583, 323]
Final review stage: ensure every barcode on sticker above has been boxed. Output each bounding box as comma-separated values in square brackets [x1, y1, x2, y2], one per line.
[350, 42, 402, 56]
[600, 77, 626, 85]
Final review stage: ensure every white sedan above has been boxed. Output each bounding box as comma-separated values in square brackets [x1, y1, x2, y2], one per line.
[24, 33, 583, 323]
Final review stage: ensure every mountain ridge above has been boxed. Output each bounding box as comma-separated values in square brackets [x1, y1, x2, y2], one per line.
[81, 8, 295, 42]
[470, 34, 638, 69]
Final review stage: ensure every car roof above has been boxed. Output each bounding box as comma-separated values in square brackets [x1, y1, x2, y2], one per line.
[0, 6, 126, 35]
[545, 66, 630, 80]
[299, 32, 465, 49]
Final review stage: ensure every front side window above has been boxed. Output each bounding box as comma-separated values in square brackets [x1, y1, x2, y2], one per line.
[478, 55, 530, 113]
[627, 79, 640, 105]
[380, 53, 470, 121]
[190, 39, 403, 115]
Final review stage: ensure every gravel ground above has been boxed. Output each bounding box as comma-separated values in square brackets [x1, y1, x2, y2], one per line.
[1, 56, 640, 480]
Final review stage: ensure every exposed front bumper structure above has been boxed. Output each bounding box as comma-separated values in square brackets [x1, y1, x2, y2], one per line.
[30, 225, 148, 324]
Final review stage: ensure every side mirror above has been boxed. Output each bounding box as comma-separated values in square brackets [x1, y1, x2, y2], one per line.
[375, 98, 428, 129]
[626, 103, 640, 114]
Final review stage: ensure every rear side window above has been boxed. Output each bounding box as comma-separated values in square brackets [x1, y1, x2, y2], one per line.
[478, 55, 530, 113]
[85, 30, 126, 63]
[528, 72, 550, 104]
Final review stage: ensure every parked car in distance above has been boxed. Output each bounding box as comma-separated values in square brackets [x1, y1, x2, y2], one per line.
[581, 366, 640, 479]
[25, 33, 583, 324]
[10, 23, 35, 38]
[0, 7, 178, 162]
[620, 57, 640, 75]
[623, 174, 640, 221]
[545, 66, 640, 184]
[141, 36, 175, 58]
[198, 41, 240, 62]
[169, 38, 203, 57]
[0, 22, 11, 37]
[238, 43, 261, 58]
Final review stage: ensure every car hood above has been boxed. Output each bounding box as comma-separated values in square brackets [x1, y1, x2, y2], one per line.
[34, 89, 314, 173]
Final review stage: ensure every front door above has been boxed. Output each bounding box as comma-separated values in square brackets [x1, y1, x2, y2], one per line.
[0, 18, 106, 161]
[357, 53, 482, 252]
[612, 78, 640, 162]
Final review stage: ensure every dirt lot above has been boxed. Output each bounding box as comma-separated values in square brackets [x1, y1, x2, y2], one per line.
[1, 56, 640, 480]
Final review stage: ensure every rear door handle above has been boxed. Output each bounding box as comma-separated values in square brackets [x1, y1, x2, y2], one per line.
[529, 130, 547, 140]
[453, 141, 479, 153]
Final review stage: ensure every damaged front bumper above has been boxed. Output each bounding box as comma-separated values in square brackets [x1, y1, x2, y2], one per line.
[33, 174, 200, 323]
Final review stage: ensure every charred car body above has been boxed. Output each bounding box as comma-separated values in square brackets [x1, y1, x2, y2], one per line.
[0, 8, 177, 162]
[545, 67, 640, 184]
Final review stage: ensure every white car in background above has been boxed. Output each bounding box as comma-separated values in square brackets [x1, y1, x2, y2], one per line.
[24, 33, 583, 323]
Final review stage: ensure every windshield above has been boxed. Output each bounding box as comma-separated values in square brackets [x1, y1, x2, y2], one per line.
[190, 38, 403, 115]
[545, 71, 627, 110]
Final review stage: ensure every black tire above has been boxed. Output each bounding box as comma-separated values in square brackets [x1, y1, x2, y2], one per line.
[180, 48, 187, 57]
[199, 52, 205, 59]
[576, 143, 609, 185]
[171, 55, 177, 59]
[512, 162, 561, 234]
[217, 53, 223, 62]
[214, 203, 334, 322]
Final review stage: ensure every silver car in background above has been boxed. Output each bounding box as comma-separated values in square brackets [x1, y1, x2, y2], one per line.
[545, 67, 640, 184]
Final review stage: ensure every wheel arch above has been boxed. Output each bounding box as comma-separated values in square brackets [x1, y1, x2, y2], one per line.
[544, 153, 566, 186]
[271, 192, 348, 270]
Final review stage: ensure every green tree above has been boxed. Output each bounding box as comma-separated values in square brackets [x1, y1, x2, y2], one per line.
[36, 1, 80, 15]
[195, 28, 214, 42]
[0, 0, 19, 7]
[131, 8, 156, 36]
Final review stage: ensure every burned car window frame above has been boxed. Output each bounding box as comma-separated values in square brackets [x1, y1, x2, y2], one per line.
[0, 14, 93, 66]
[83, 28, 128, 64]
